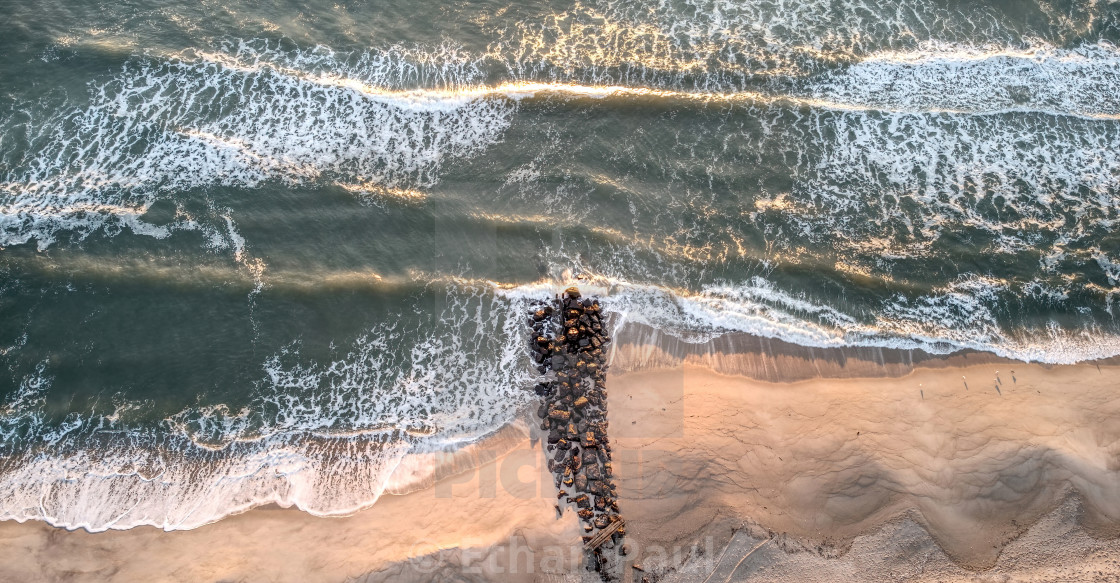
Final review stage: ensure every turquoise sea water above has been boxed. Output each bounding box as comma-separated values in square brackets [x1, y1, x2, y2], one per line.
[1, 0, 1119, 529]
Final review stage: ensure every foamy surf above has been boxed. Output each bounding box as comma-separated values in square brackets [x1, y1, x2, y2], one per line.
[0, 40, 515, 250]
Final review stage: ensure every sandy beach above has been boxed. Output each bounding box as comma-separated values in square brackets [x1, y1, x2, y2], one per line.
[2, 338, 1120, 582]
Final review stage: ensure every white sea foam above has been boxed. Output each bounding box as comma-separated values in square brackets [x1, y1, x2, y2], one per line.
[742, 105, 1120, 275]
[0, 284, 536, 531]
[0, 40, 514, 250]
[806, 40, 1120, 119]
[593, 276, 1120, 364]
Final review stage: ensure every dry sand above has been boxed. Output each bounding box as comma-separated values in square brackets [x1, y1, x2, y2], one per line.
[2, 346, 1120, 582]
[609, 361, 1120, 581]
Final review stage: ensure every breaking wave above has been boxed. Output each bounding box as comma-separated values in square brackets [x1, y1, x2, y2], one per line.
[0, 40, 515, 249]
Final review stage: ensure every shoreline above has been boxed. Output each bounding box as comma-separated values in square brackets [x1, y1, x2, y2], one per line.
[1, 338, 1119, 581]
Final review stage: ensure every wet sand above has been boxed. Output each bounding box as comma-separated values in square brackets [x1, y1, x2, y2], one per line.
[2, 341, 1120, 582]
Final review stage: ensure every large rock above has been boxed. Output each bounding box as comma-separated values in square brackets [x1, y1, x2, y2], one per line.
[548, 407, 571, 422]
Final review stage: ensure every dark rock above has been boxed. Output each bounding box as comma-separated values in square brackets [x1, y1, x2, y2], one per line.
[589, 480, 610, 497]
[578, 508, 594, 520]
[573, 494, 590, 508]
[575, 474, 587, 491]
[547, 428, 560, 444]
[565, 287, 581, 299]
[581, 431, 598, 447]
[585, 464, 601, 480]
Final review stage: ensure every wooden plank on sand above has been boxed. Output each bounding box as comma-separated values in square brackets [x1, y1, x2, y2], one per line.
[584, 519, 624, 550]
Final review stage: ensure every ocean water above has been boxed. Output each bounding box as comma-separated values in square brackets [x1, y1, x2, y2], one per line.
[1, 0, 1119, 531]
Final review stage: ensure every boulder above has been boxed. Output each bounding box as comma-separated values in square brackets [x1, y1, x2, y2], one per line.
[582, 431, 598, 447]
[565, 287, 581, 299]
[585, 464, 601, 480]
[548, 408, 570, 422]
[573, 396, 589, 409]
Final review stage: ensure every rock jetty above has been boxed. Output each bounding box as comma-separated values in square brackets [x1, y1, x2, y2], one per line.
[528, 286, 625, 580]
